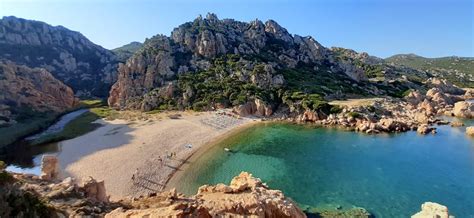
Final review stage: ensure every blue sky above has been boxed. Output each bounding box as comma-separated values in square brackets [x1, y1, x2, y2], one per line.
[0, 0, 472, 58]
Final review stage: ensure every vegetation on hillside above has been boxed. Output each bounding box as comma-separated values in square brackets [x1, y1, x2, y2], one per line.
[29, 100, 116, 145]
[142, 54, 376, 114]
[386, 54, 474, 87]
[112, 41, 143, 62]
[0, 109, 58, 147]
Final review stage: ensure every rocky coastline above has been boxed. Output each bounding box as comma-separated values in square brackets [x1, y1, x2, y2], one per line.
[1, 155, 456, 218]
[234, 78, 474, 135]
[2, 157, 306, 217]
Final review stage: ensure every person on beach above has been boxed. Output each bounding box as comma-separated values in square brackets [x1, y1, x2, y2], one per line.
[132, 168, 138, 183]
[158, 156, 163, 167]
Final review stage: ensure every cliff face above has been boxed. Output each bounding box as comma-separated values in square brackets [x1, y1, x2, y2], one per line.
[0, 16, 118, 97]
[108, 13, 425, 115]
[0, 61, 77, 125]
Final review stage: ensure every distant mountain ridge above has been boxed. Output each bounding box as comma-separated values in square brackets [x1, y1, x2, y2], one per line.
[386, 54, 474, 87]
[0, 16, 119, 97]
[112, 41, 143, 62]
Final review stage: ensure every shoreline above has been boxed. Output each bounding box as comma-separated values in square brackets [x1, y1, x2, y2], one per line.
[163, 120, 261, 191]
[56, 110, 258, 200]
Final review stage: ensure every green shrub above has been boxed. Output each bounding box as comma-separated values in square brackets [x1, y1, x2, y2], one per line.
[347, 112, 361, 118]
[329, 105, 343, 114]
[192, 101, 209, 111]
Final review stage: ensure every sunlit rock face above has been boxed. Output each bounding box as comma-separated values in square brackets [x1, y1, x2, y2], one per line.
[0, 16, 119, 97]
[108, 13, 384, 111]
[0, 61, 77, 125]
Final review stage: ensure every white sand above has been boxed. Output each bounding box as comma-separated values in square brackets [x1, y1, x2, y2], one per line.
[56, 111, 254, 200]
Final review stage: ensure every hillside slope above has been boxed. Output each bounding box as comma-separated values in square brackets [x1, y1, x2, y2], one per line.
[386, 54, 474, 87]
[109, 13, 428, 116]
[0, 16, 118, 97]
[112, 41, 143, 62]
[0, 61, 78, 146]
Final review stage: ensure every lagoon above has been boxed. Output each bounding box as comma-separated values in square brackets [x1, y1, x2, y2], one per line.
[173, 120, 474, 217]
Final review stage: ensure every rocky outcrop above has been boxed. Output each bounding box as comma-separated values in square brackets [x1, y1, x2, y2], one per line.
[3, 168, 305, 217]
[197, 172, 305, 217]
[453, 101, 474, 118]
[108, 172, 305, 217]
[82, 177, 109, 203]
[1, 172, 117, 217]
[298, 109, 326, 122]
[411, 202, 452, 218]
[426, 78, 465, 95]
[417, 124, 436, 135]
[0, 16, 118, 97]
[40, 155, 59, 180]
[404, 90, 425, 105]
[233, 99, 273, 117]
[319, 94, 462, 134]
[450, 121, 464, 127]
[0, 61, 77, 123]
[466, 126, 474, 136]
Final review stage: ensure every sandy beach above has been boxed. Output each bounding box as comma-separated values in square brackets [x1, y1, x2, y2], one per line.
[55, 111, 255, 200]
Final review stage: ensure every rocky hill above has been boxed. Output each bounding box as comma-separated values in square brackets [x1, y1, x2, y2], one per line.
[386, 54, 474, 87]
[112, 41, 143, 62]
[109, 13, 426, 117]
[0, 61, 77, 127]
[0, 16, 118, 97]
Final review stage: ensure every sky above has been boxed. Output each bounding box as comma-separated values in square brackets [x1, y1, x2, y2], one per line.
[0, 0, 472, 58]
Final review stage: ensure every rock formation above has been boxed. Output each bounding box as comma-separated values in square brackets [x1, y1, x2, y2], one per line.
[417, 124, 436, 135]
[318, 82, 468, 134]
[0, 61, 77, 124]
[453, 101, 474, 118]
[108, 13, 426, 113]
[450, 121, 464, 127]
[411, 202, 452, 218]
[81, 177, 109, 203]
[466, 126, 474, 136]
[40, 155, 59, 180]
[108, 172, 305, 217]
[425, 78, 465, 95]
[0, 16, 118, 97]
[2, 169, 306, 218]
[233, 99, 273, 117]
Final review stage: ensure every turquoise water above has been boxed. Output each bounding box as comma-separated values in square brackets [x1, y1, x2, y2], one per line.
[176, 120, 474, 217]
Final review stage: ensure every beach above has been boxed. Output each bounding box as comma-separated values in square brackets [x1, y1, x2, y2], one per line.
[56, 111, 254, 200]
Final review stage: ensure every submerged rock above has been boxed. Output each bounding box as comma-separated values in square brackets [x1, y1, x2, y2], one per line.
[411, 202, 452, 218]
[450, 121, 464, 127]
[417, 124, 436, 135]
